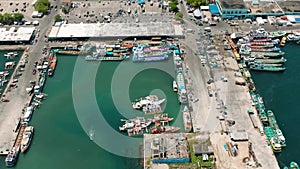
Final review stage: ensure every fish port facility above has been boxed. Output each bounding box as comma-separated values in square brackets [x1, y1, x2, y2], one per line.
[1, 0, 300, 168]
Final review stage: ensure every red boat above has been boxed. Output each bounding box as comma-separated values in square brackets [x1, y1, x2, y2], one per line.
[150, 126, 180, 134]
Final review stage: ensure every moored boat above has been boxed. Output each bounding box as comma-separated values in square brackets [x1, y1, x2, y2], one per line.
[20, 126, 34, 153]
[253, 57, 286, 64]
[250, 47, 281, 52]
[268, 31, 286, 38]
[132, 95, 165, 114]
[280, 36, 287, 47]
[250, 64, 286, 72]
[48, 55, 57, 76]
[150, 126, 180, 134]
[5, 147, 20, 167]
[290, 161, 299, 169]
[270, 136, 282, 153]
[173, 80, 178, 92]
[251, 51, 285, 58]
[55, 49, 80, 56]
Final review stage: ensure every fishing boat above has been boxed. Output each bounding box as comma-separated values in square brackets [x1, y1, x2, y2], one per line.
[250, 64, 286, 72]
[253, 57, 286, 64]
[286, 33, 300, 41]
[249, 41, 275, 46]
[55, 49, 80, 56]
[250, 47, 281, 52]
[127, 126, 143, 136]
[20, 126, 34, 153]
[270, 136, 282, 153]
[290, 161, 299, 169]
[183, 106, 192, 132]
[275, 128, 286, 147]
[5, 147, 20, 167]
[176, 69, 188, 104]
[249, 37, 272, 42]
[132, 44, 169, 62]
[85, 54, 129, 61]
[173, 80, 178, 92]
[280, 36, 287, 47]
[48, 55, 57, 76]
[249, 28, 268, 39]
[23, 106, 33, 122]
[249, 63, 283, 67]
[268, 31, 286, 38]
[119, 121, 135, 131]
[132, 95, 165, 109]
[119, 116, 152, 131]
[153, 113, 174, 125]
[250, 44, 274, 48]
[251, 51, 285, 58]
[4, 52, 18, 59]
[150, 126, 180, 134]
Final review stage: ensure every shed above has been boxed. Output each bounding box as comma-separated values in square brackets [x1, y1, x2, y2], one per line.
[200, 6, 209, 11]
[193, 9, 202, 19]
[193, 142, 214, 155]
[230, 130, 248, 141]
[209, 4, 220, 16]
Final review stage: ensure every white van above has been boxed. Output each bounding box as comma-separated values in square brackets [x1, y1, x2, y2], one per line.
[204, 27, 211, 32]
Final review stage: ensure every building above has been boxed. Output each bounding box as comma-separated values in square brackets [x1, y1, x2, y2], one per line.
[230, 130, 249, 141]
[144, 134, 190, 168]
[0, 27, 35, 44]
[192, 141, 214, 156]
[215, 0, 248, 19]
[48, 22, 184, 41]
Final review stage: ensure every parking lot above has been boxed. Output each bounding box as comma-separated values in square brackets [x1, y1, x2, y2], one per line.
[63, 0, 171, 24]
[0, 0, 37, 22]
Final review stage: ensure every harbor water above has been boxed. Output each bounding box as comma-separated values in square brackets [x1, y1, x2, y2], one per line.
[1, 43, 299, 168]
[0, 53, 183, 168]
[251, 43, 300, 167]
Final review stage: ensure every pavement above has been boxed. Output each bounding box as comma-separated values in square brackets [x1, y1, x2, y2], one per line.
[0, 0, 61, 155]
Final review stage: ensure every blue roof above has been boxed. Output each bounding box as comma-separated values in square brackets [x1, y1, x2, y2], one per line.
[138, 0, 145, 5]
[295, 18, 300, 22]
[209, 4, 220, 15]
[174, 50, 180, 54]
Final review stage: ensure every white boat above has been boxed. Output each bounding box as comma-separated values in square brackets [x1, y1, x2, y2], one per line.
[119, 122, 135, 131]
[20, 126, 34, 153]
[23, 106, 33, 122]
[173, 80, 178, 92]
[89, 129, 95, 141]
[35, 93, 46, 99]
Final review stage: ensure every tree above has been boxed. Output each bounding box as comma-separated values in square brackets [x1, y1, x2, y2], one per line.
[54, 14, 62, 22]
[34, 0, 50, 13]
[2, 13, 14, 24]
[61, 6, 68, 14]
[175, 12, 183, 20]
[0, 14, 3, 23]
[13, 13, 24, 22]
[169, 3, 179, 12]
[186, 0, 207, 7]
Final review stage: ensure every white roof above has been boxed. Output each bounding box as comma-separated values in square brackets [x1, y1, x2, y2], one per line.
[200, 6, 209, 10]
[0, 27, 35, 42]
[48, 22, 184, 38]
[287, 15, 296, 22]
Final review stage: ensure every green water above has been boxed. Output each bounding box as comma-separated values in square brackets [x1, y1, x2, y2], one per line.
[250, 43, 300, 167]
[0, 54, 183, 168]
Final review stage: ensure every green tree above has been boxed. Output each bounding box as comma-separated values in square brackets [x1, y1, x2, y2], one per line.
[2, 13, 13, 24]
[54, 14, 62, 22]
[61, 6, 68, 14]
[13, 13, 24, 22]
[169, 3, 179, 12]
[0, 14, 3, 23]
[34, 0, 50, 13]
[186, 0, 207, 7]
[175, 12, 183, 20]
